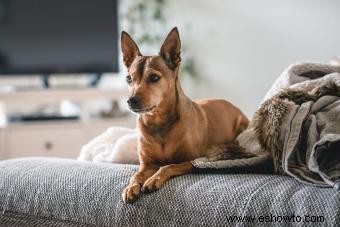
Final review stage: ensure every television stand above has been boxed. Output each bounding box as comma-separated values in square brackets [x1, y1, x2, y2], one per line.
[40, 73, 103, 89]
[9, 114, 79, 122]
[0, 88, 136, 160]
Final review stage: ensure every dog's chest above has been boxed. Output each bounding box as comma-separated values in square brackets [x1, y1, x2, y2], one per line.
[139, 116, 204, 164]
[143, 130, 194, 164]
[154, 140, 191, 164]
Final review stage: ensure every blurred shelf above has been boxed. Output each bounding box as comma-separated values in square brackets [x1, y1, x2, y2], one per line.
[0, 88, 128, 104]
[5, 116, 136, 131]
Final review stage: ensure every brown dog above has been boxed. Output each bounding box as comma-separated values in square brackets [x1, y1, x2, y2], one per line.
[121, 27, 249, 203]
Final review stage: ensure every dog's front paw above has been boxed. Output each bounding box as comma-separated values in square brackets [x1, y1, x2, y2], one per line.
[122, 183, 141, 203]
[141, 175, 164, 193]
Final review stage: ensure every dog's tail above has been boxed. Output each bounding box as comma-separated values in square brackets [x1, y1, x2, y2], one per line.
[205, 142, 256, 162]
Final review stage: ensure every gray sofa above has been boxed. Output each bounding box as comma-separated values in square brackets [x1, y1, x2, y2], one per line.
[0, 157, 339, 226]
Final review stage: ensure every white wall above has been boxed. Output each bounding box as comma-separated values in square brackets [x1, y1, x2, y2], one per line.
[162, 0, 340, 117]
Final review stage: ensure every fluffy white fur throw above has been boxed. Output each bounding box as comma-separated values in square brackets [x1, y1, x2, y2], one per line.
[78, 127, 139, 164]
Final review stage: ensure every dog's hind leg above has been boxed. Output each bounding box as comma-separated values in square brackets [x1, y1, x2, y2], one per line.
[206, 142, 256, 162]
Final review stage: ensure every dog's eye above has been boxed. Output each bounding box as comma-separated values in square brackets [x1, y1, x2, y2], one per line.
[148, 74, 160, 83]
[126, 75, 132, 84]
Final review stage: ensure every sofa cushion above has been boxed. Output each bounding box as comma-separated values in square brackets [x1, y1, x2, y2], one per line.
[0, 158, 339, 226]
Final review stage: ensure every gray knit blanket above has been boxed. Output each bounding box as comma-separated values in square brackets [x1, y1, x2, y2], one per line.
[192, 62, 340, 189]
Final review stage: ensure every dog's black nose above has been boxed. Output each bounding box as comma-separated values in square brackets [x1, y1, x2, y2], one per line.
[127, 96, 140, 108]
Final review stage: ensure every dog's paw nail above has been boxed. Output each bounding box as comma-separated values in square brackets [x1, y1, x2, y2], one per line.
[142, 177, 163, 194]
[141, 186, 154, 193]
[141, 186, 148, 193]
[141, 184, 158, 193]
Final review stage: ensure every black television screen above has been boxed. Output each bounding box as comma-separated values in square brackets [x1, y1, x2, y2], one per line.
[0, 0, 119, 75]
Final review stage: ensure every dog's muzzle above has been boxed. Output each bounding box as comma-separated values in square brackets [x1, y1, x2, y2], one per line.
[127, 95, 155, 114]
[127, 96, 141, 109]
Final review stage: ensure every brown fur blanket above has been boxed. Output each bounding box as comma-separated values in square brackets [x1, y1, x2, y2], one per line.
[192, 63, 340, 189]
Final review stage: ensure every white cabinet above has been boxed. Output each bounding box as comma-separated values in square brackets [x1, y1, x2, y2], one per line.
[0, 88, 136, 160]
[1, 118, 135, 160]
[7, 128, 85, 158]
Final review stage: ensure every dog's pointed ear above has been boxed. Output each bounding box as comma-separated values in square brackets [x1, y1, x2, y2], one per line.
[159, 27, 181, 70]
[121, 31, 141, 68]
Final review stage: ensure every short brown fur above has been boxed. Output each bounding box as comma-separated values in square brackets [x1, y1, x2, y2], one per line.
[121, 27, 249, 203]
